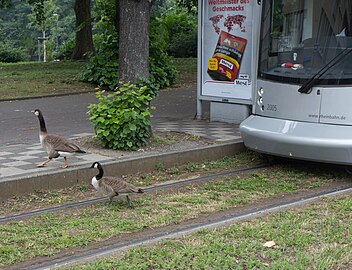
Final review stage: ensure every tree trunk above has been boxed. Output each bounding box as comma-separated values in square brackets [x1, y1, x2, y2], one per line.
[72, 0, 94, 60]
[118, 0, 150, 83]
[115, 0, 120, 34]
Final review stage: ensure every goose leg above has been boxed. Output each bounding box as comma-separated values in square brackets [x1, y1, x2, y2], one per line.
[126, 195, 131, 208]
[60, 157, 69, 169]
[37, 158, 52, 167]
[108, 194, 115, 205]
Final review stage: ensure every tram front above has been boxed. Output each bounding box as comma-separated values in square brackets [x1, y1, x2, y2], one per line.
[240, 0, 352, 164]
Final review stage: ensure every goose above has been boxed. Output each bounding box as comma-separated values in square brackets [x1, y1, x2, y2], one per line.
[32, 109, 86, 168]
[90, 161, 144, 207]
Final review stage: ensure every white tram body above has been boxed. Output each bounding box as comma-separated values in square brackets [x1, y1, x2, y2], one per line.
[240, 0, 352, 164]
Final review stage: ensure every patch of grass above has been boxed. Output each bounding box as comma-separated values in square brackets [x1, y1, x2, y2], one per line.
[148, 132, 202, 149]
[0, 162, 346, 267]
[76, 184, 90, 192]
[0, 61, 95, 99]
[151, 134, 177, 146]
[0, 58, 197, 99]
[70, 195, 352, 270]
[172, 57, 197, 87]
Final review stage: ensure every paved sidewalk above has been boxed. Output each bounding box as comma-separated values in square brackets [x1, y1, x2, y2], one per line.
[0, 120, 241, 181]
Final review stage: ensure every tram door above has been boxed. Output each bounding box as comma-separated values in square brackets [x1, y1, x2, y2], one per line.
[255, 0, 352, 125]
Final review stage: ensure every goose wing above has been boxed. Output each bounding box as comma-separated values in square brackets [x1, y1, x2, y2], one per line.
[44, 134, 85, 153]
[103, 177, 141, 193]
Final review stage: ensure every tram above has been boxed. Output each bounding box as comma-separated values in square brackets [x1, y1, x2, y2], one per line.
[240, 0, 352, 165]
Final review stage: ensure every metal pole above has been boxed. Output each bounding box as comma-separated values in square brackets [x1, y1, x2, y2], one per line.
[196, 0, 203, 120]
[38, 38, 41, 62]
[43, 31, 46, 63]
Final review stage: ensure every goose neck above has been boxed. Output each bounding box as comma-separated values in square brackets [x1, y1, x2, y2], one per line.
[96, 166, 104, 180]
[38, 114, 47, 133]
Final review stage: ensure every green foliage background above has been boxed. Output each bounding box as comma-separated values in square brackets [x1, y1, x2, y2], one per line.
[0, 0, 75, 62]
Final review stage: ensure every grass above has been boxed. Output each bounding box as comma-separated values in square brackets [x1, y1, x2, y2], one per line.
[171, 57, 197, 87]
[0, 61, 95, 99]
[0, 157, 348, 267]
[0, 58, 197, 99]
[70, 194, 352, 270]
[148, 132, 202, 148]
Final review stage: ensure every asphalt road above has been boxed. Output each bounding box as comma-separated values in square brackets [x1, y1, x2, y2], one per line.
[0, 87, 200, 146]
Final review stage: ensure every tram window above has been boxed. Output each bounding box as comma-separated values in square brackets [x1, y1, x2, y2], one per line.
[259, 0, 352, 85]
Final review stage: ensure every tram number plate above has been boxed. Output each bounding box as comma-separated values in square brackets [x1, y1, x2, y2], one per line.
[266, 104, 278, 111]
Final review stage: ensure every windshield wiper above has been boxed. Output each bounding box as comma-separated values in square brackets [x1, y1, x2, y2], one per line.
[298, 47, 352, 94]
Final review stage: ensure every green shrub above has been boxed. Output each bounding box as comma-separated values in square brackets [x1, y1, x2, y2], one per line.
[88, 81, 158, 150]
[55, 38, 75, 60]
[80, 31, 119, 89]
[160, 11, 197, 57]
[149, 18, 178, 88]
[0, 43, 27, 62]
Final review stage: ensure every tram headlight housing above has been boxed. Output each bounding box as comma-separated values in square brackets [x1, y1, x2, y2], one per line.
[257, 88, 264, 111]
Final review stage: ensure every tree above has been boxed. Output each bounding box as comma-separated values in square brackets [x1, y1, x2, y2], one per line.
[177, 0, 197, 13]
[118, 0, 150, 83]
[27, 0, 59, 61]
[72, 0, 94, 60]
[0, 0, 11, 8]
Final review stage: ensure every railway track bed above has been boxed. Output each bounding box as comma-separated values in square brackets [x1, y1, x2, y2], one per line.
[1, 157, 351, 269]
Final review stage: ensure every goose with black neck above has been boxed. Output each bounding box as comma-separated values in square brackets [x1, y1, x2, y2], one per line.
[32, 109, 86, 168]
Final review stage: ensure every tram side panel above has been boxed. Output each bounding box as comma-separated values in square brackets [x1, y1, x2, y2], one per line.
[254, 80, 321, 123]
[320, 87, 352, 126]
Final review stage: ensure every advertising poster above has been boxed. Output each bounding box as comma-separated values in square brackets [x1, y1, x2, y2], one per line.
[202, 0, 253, 100]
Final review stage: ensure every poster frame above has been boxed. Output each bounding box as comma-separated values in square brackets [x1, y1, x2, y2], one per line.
[197, 0, 262, 113]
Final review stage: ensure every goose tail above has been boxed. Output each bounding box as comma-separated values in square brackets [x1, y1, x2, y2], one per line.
[137, 188, 144, 193]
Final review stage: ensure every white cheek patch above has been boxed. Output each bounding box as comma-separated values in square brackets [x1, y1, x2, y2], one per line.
[94, 163, 99, 169]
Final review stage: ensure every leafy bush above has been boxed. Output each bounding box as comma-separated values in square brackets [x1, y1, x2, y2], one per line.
[160, 11, 197, 57]
[149, 18, 178, 88]
[80, 30, 119, 89]
[55, 38, 75, 60]
[0, 43, 27, 62]
[88, 81, 158, 150]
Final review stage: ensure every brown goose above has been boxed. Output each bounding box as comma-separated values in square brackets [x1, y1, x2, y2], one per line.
[90, 162, 144, 207]
[32, 109, 86, 168]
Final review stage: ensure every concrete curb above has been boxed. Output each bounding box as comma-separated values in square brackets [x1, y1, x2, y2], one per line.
[0, 140, 244, 200]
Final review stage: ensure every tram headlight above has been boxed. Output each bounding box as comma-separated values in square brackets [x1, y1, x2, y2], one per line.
[257, 95, 264, 111]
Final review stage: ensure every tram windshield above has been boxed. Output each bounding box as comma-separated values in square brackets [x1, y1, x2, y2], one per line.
[259, 0, 352, 85]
